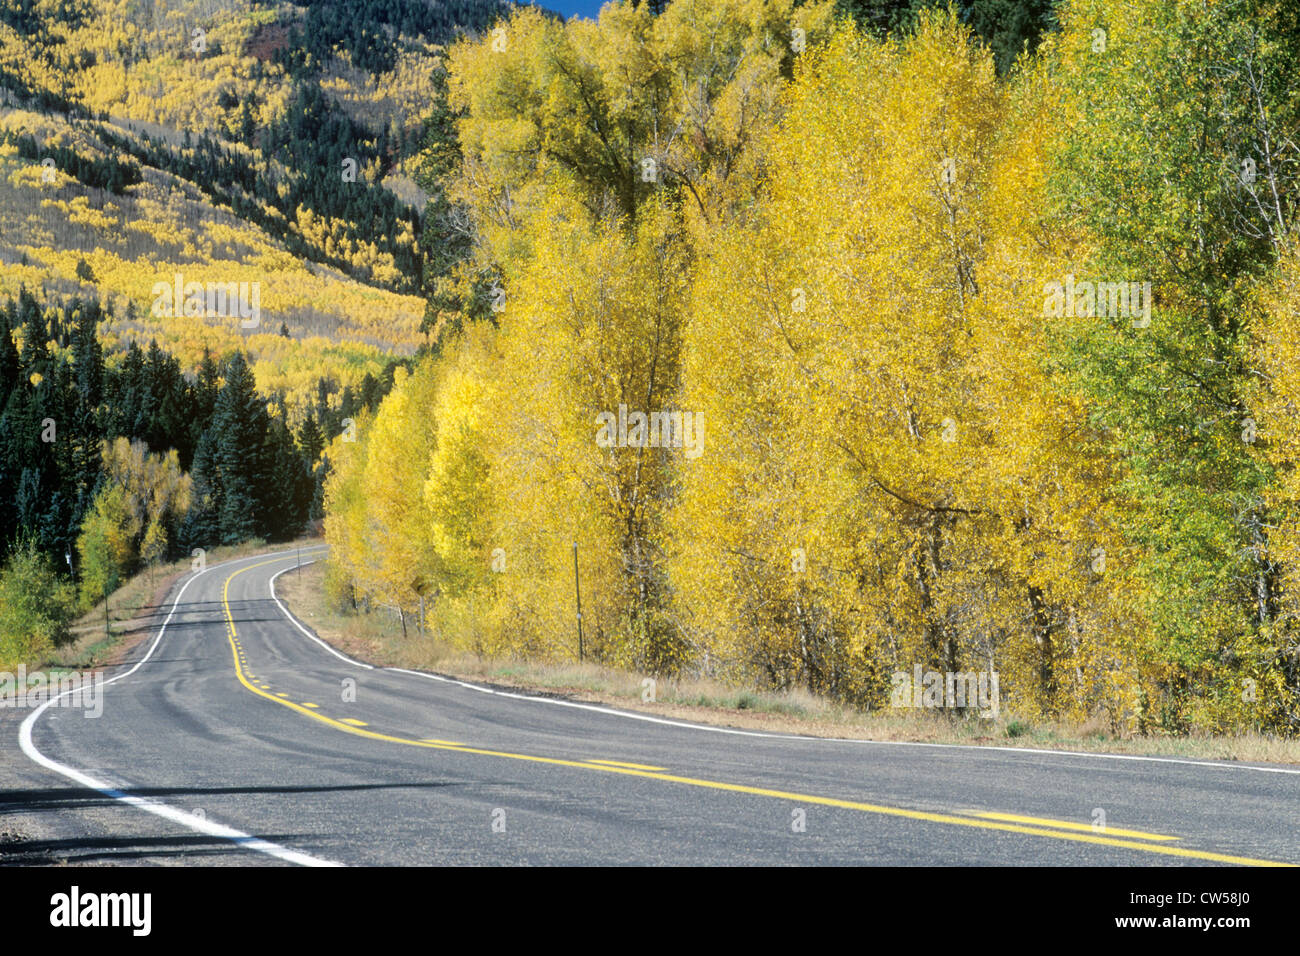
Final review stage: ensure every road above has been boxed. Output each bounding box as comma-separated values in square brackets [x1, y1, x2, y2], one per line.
[7, 547, 1299, 866]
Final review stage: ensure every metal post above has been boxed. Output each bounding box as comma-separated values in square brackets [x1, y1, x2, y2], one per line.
[573, 541, 583, 662]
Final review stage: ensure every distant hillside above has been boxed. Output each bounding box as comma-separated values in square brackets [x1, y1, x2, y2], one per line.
[0, 0, 521, 411]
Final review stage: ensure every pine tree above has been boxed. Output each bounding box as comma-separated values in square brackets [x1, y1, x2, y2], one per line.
[212, 353, 268, 545]
[0, 308, 19, 399]
[298, 414, 324, 465]
[68, 303, 105, 534]
[17, 288, 49, 378]
[263, 415, 308, 541]
[188, 348, 221, 469]
[178, 429, 221, 553]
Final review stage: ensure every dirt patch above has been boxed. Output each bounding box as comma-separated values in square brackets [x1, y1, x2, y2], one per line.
[243, 22, 290, 62]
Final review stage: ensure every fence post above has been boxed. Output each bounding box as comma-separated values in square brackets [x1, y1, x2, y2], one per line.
[573, 541, 583, 662]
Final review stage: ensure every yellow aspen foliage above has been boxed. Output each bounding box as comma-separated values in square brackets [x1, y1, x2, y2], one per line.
[101, 437, 192, 536]
[671, 11, 1132, 716]
[478, 191, 693, 669]
[354, 366, 441, 631]
[322, 408, 381, 609]
[1257, 244, 1300, 713]
[309, 0, 1300, 734]
[422, 325, 494, 600]
[419, 326, 506, 656]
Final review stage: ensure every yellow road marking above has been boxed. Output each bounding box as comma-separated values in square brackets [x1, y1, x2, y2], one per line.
[966, 811, 1180, 842]
[421, 738, 464, 746]
[585, 758, 668, 771]
[341, 718, 368, 727]
[222, 556, 1293, 868]
[301, 703, 319, 709]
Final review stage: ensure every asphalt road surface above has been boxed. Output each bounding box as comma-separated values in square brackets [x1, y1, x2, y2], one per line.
[8, 547, 1299, 866]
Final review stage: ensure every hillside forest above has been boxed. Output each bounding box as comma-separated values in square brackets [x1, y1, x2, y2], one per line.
[4, 0, 1300, 738]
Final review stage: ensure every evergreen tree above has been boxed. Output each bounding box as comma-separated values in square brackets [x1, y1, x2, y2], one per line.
[212, 353, 268, 545]
[838, 0, 1056, 73]
[17, 288, 49, 377]
[68, 303, 105, 534]
[298, 414, 324, 465]
[0, 307, 19, 399]
[188, 347, 221, 467]
[264, 416, 309, 540]
[178, 429, 221, 553]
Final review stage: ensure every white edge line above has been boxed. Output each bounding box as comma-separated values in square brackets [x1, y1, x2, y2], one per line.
[265, 549, 1300, 777]
[388, 667, 1300, 775]
[269, 560, 373, 670]
[19, 546, 343, 867]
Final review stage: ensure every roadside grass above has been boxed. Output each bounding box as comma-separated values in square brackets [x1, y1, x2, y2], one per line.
[276, 560, 1300, 765]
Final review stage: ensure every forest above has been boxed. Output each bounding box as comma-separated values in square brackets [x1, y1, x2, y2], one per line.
[0, 284, 397, 667]
[0, 0, 500, 668]
[324, 0, 1300, 737]
[4, 0, 1300, 740]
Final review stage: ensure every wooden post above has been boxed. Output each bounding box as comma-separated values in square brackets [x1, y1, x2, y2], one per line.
[573, 541, 584, 662]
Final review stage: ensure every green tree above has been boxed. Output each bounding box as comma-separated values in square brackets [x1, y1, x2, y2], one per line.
[140, 519, 167, 585]
[0, 541, 73, 669]
[1048, 0, 1300, 730]
[212, 353, 269, 545]
[75, 482, 134, 619]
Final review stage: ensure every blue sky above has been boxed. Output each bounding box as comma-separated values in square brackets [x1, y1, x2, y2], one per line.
[539, 0, 610, 19]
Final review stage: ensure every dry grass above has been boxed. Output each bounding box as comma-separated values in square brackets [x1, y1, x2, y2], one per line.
[275, 561, 1300, 764]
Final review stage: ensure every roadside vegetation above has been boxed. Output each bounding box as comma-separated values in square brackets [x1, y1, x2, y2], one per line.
[280, 559, 1300, 764]
[5, 539, 297, 677]
[325, 0, 1300, 741]
[6, 0, 1300, 749]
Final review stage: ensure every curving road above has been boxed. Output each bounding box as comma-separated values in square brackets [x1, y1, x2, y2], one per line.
[9, 547, 1300, 866]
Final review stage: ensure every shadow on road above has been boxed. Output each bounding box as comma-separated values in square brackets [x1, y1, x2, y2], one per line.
[0, 780, 458, 864]
[0, 780, 461, 816]
[0, 831, 313, 865]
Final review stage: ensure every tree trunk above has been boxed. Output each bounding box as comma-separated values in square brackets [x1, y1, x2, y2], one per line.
[1029, 585, 1058, 716]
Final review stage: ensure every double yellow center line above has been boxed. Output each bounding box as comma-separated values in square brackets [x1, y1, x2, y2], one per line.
[221, 556, 1292, 867]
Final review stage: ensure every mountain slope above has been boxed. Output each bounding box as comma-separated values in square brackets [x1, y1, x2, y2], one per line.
[0, 0, 519, 407]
